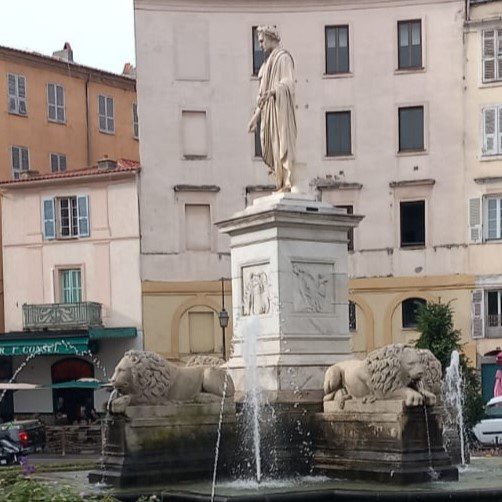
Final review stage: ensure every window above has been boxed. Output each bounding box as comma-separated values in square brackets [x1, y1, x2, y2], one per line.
[335, 205, 354, 250]
[326, 111, 352, 156]
[402, 298, 426, 328]
[400, 200, 425, 247]
[47, 83, 65, 123]
[482, 105, 502, 156]
[482, 29, 502, 83]
[488, 291, 502, 328]
[59, 269, 82, 303]
[132, 103, 139, 138]
[349, 301, 356, 331]
[50, 153, 67, 173]
[42, 195, 89, 240]
[398, 20, 422, 69]
[11, 146, 29, 179]
[98, 95, 114, 133]
[399, 106, 424, 152]
[182, 110, 208, 158]
[252, 27, 266, 76]
[7, 73, 27, 115]
[254, 117, 262, 157]
[325, 25, 349, 74]
[185, 204, 211, 250]
[486, 197, 502, 240]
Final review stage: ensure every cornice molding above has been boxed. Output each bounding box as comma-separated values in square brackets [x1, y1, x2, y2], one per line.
[135, 0, 462, 13]
[389, 178, 435, 188]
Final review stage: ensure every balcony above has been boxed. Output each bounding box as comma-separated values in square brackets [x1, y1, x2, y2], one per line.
[22, 302, 102, 331]
[486, 314, 502, 339]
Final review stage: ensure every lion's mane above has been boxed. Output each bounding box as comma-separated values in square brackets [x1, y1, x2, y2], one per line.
[124, 350, 178, 403]
[365, 344, 414, 396]
[417, 348, 442, 396]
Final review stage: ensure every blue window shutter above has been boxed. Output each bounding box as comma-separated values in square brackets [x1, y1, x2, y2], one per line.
[42, 198, 55, 240]
[77, 195, 89, 237]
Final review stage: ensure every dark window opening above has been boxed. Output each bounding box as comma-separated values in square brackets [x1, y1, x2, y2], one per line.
[402, 298, 426, 328]
[398, 20, 422, 69]
[252, 27, 266, 76]
[326, 111, 352, 156]
[254, 117, 262, 157]
[487, 291, 502, 327]
[399, 106, 424, 152]
[349, 301, 357, 331]
[400, 200, 425, 247]
[325, 25, 349, 74]
[336, 205, 354, 250]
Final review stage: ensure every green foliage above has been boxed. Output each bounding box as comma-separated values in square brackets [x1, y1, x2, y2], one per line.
[0, 472, 120, 502]
[413, 300, 484, 429]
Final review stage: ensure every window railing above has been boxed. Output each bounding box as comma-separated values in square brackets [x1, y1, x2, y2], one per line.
[486, 314, 502, 338]
[22, 302, 102, 330]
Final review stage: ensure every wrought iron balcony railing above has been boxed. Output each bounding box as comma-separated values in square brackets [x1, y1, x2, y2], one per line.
[22, 302, 102, 330]
[486, 314, 502, 338]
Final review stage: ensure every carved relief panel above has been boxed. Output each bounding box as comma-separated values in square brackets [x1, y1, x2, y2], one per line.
[242, 263, 271, 316]
[292, 261, 335, 313]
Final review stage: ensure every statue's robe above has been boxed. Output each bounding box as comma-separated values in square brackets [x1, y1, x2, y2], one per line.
[258, 47, 297, 190]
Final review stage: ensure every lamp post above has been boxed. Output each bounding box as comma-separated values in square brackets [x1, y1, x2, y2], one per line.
[218, 277, 229, 360]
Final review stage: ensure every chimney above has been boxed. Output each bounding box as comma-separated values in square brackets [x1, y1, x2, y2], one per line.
[52, 42, 74, 63]
[97, 156, 117, 170]
[122, 62, 136, 78]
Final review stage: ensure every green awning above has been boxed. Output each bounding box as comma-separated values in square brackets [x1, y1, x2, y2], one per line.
[0, 337, 89, 357]
[46, 379, 103, 389]
[88, 327, 137, 340]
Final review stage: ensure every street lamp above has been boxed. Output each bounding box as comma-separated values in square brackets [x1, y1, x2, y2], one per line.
[218, 277, 229, 360]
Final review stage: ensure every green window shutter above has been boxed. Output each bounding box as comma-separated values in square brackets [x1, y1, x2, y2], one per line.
[42, 198, 56, 240]
[77, 195, 90, 237]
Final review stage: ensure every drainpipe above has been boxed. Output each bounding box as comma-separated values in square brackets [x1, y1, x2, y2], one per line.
[85, 74, 91, 166]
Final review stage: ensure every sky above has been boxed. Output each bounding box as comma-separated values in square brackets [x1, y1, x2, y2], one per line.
[0, 0, 136, 74]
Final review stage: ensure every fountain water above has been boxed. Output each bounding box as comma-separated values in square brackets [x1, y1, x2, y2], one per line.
[241, 315, 262, 483]
[443, 350, 467, 466]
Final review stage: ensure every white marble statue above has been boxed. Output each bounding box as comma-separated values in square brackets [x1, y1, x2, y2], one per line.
[323, 344, 441, 409]
[247, 26, 297, 192]
[108, 350, 234, 413]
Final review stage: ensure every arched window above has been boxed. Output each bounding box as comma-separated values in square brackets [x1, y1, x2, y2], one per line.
[402, 298, 426, 329]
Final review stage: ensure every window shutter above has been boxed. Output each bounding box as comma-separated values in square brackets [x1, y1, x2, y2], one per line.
[47, 84, 56, 120]
[469, 197, 482, 243]
[498, 30, 502, 80]
[77, 195, 90, 237]
[472, 289, 485, 339]
[17, 76, 26, 115]
[483, 30, 496, 82]
[50, 154, 58, 172]
[60, 155, 67, 172]
[107, 97, 114, 132]
[42, 198, 56, 240]
[498, 106, 502, 153]
[21, 148, 29, 171]
[8, 74, 16, 113]
[483, 107, 497, 155]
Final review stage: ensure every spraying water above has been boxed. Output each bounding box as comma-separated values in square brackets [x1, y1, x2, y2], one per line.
[443, 350, 467, 466]
[241, 315, 262, 483]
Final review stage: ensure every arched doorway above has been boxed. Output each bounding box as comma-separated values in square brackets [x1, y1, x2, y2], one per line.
[51, 358, 94, 424]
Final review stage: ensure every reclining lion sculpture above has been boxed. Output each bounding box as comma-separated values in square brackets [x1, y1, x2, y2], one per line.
[323, 344, 441, 409]
[108, 350, 235, 413]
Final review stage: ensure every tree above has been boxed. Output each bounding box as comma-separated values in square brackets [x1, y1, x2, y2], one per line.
[413, 300, 484, 429]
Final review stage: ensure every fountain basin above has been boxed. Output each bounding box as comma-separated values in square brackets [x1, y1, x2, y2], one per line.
[315, 400, 458, 484]
[88, 400, 236, 487]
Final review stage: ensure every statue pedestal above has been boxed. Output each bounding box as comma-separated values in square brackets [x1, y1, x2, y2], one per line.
[217, 192, 362, 403]
[88, 401, 236, 487]
[315, 400, 458, 484]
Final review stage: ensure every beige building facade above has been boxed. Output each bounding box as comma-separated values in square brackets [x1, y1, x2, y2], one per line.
[135, 0, 478, 366]
[464, 0, 502, 399]
[0, 160, 142, 419]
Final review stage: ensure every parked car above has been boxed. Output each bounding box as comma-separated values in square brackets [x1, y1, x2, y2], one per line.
[472, 396, 502, 445]
[0, 420, 46, 456]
